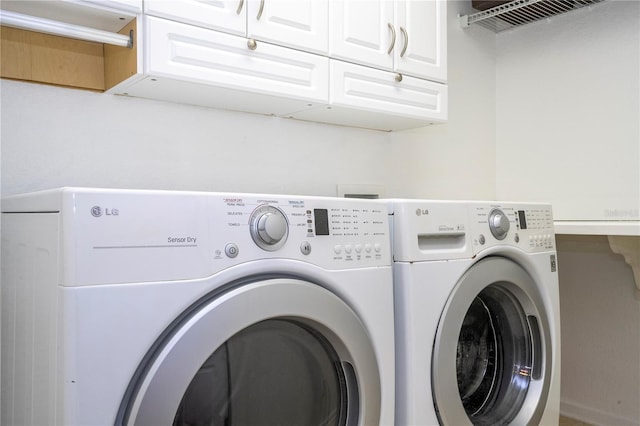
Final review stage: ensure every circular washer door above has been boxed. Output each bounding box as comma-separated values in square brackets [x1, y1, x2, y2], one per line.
[117, 278, 381, 426]
[432, 257, 553, 426]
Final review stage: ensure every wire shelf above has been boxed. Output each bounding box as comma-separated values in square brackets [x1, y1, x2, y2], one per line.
[460, 0, 607, 33]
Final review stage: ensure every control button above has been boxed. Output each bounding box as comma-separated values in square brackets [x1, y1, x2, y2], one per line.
[300, 241, 312, 255]
[374, 243, 381, 253]
[225, 243, 239, 258]
[345, 244, 352, 254]
[334, 245, 342, 255]
[514, 233, 520, 243]
[479, 234, 486, 245]
[365, 243, 372, 253]
[355, 244, 363, 253]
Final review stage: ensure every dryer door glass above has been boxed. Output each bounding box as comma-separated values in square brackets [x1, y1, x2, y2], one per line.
[173, 318, 348, 426]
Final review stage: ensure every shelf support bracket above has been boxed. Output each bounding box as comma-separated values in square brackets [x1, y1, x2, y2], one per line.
[608, 236, 640, 300]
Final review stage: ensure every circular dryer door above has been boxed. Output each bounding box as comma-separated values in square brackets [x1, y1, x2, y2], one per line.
[117, 278, 381, 426]
[432, 257, 553, 426]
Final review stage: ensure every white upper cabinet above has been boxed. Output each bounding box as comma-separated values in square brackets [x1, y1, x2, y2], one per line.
[110, 0, 447, 130]
[144, 0, 328, 54]
[144, 0, 247, 36]
[394, 0, 446, 82]
[330, 0, 446, 82]
[247, 0, 328, 54]
[329, 0, 394, 71]
[115, 16, 329, 116]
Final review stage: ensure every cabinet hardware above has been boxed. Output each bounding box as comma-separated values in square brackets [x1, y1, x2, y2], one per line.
[395, 73, 403, 82]
[400, 26, 408, 57]
[387, 23, 396, 55]
[257, 0, 265, 20]
[247, 38, 257, 50]
[236, 0, 245, 15]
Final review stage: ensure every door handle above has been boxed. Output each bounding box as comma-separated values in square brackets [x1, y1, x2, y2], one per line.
[400, 26, 408, 57]
[257, 0, 265, 20]
[387, 23, 396, 55]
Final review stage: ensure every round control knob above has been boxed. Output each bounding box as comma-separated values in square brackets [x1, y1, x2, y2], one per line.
[249, 205, 289, 251]
[488, 209, 510, 240]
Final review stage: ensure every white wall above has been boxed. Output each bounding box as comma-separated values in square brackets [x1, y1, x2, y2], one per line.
[1, 80, 395, 197]
[557, 235, 640, 425]
[495, 0, 640, 220]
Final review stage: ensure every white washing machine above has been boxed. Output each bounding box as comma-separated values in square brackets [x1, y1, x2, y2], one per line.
[1, 187, 394, 426]
[390, 200, 561, 426]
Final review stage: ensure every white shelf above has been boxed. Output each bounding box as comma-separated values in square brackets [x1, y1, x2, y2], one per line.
[554, 221, 640, 236]
[460, 0, 606, 33]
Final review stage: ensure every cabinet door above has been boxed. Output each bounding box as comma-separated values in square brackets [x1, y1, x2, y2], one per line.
[394, 0, 446, 82]
[142, 16, 328, 113]
[247, 0, 328, 54]
[144, 0, 246, 36]
[330, 0, 394, 71]
[290, 60, 447, 131]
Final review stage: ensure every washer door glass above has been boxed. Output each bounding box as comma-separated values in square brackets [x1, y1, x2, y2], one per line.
[432, 257, 552, 426]
[174, 319, 346, 426]
[456, 285, 532, 424]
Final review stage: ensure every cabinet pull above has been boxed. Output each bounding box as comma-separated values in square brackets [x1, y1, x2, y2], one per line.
[395, 73, 403, 82]
[236, 0, 245, 15]
[400, 26, 408, 57]
[247, 38, 258, 50]
[387, 23, 396, 55]
[257, 0, 265, 20]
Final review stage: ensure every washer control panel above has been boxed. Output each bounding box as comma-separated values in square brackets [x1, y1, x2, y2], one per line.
[469, 203, 555, 253]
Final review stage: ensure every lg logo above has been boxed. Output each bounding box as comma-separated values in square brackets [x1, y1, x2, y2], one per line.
[91, 206, 102, 217]
[91, 206, 119, 217]
[415, 208, 429, 216]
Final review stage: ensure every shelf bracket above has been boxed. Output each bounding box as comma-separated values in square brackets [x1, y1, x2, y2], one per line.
[608, 236, 640, 300]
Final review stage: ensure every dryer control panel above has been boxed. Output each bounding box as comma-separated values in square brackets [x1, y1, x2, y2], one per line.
[0, 188, 391, 286]
[468, 202, 556, 253]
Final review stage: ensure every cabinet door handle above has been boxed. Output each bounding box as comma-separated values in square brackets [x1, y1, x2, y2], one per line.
[387, 23, 396, 55]
[236, 0, 245, 15]
[400, 26, 408, 57]
[257, 0, 265, 20]
[247, 38, 258, 50]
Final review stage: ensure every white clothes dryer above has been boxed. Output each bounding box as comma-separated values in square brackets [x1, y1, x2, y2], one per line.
[390, 200, 561, 426]
[1, 187, 394, 426]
